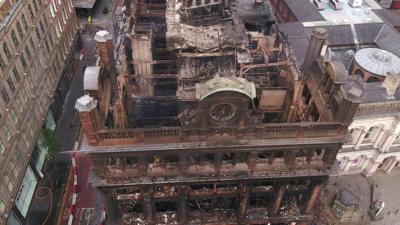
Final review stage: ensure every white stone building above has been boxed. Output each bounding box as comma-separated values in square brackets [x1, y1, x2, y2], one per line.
[336, 49, 400, 176]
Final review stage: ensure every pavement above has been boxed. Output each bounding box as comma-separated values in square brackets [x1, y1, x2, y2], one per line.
[26, 34, 84, 225]
[25, 0, 120, 224]
[27, 0, 126, 224]
[317, 168, 400, 225]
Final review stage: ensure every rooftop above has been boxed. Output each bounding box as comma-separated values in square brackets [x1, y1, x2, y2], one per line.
[275, 0, 400, 66]
[304, 0, 383, 26]
[72, 0, 97, 9]
[272, 0, 400, 108]
[354, 48, 400, 76]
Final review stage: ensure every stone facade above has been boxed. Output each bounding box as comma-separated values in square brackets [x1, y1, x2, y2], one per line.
[0, 0, 77, 224]
[336, 109, 400, 176]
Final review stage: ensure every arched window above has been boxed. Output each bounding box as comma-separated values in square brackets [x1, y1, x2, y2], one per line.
[367, 76, 380, 83]
[354, 69, 365, 79]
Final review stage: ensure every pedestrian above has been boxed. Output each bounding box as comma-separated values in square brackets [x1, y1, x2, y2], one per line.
[395, 209, 399, 215]
[387, 210, 391, 215]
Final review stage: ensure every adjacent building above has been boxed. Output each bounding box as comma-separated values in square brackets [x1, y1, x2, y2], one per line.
[76, 0, 363, 224]
[268, 0, 400, 177]
[0, 0, 77, 224]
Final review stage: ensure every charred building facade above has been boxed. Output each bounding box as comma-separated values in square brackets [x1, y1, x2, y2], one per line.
[76, 0, 362, 224]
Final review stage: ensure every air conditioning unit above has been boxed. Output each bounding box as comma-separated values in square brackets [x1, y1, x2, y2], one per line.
[313, 0, 328, 10]
[330, 0, 345, 10]
[349, 0, 363, 7]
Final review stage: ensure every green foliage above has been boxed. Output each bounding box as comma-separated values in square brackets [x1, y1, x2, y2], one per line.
[42, 128, 60, 160]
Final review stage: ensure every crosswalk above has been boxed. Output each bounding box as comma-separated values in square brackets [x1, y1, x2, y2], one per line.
[366, 176, 376, 187]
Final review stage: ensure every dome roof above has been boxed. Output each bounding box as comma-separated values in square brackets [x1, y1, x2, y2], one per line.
[196, 75, 256, 100]
[354, 48, 400, 77]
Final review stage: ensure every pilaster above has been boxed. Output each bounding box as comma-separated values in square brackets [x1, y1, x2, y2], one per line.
[304, 182, 322, 214]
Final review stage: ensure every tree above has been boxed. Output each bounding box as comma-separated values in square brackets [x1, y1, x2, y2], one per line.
[42, 128, 60, 160]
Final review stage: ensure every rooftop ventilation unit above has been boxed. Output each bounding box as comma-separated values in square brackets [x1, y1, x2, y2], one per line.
[313, 0, 328, 10]
[330, 0, 345, 10]
[349, 0, 363, 8]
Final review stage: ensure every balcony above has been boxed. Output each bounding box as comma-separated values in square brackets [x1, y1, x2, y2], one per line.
[89, 166, 327, 187]
[92, 122, 346, 148]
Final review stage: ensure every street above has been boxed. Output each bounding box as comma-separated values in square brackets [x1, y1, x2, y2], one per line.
[25, 0, 121, 224]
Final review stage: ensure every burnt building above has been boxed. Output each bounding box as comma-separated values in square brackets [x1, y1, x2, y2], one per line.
[76, 0, 363, 224]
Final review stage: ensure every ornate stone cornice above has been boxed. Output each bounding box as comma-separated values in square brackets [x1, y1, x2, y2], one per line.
[355, 101, 400, 117]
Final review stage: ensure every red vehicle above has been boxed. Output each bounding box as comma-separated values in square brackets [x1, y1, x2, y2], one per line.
[392, 1, 400, 10]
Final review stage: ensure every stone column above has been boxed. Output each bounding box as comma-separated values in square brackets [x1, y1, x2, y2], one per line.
[360, 156, 369, 171]
[354, 129, 367, 150]
[272, 184, 284, 215]
[380, 134, 396, 152]
[323, 148, 339, 168]
[285, 150, 298, 168]
[304, 183, 322, 214]
[144, 190, 155, 224]
[247, 152, 258, 175]
[384, 158, 397, 174]
[75, 95, 101, 145]
[239, 183, 249, 223]
[373, 127, 385, 148]
[351, 128, 362, 144]
[179, 154, 188, 176]
[138, 156, 148, 176]
[178, 186, 188, 224]
[215, 153, 222, 175]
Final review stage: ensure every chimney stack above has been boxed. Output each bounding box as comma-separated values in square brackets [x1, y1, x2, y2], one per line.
[303, 28, 328, 70]
[94, 30, 115, 75]
[75, 95, 101, 145]
[336, 82, 363, 125]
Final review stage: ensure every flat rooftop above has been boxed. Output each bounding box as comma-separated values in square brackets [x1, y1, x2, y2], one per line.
[275, 0, 400, 65]
[73, 0, 97, 9]
[309, 0, 383, 26]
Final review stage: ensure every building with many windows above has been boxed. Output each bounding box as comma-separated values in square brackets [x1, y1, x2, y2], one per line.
[336, 54, 400, 175]
[0, 0, 77, 224]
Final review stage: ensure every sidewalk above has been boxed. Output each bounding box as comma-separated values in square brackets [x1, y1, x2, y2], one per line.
[318, 169, 400, 225]
[54, 7, 119, 225]
[27, 1, 123, 224]
[26, 43, 84, 225]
